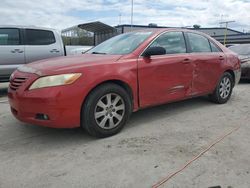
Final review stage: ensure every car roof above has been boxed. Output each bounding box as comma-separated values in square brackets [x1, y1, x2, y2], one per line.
[0, 25, 58, 32]
[132, 28, 211, 37]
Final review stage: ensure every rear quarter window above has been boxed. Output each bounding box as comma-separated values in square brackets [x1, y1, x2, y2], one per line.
[187, 32, 211, 53]
[25, 29, 56, 45]
[210, 42, 222, 52]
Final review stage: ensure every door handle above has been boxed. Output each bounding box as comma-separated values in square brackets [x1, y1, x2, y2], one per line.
[50, 49, 60, 53]
[219, 56, 224, 60]
[11, 49, 24, 53]
[182, 58, 191, 64]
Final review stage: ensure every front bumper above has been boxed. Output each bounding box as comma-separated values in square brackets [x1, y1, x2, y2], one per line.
[241, 62, 250, 79]
[8, 71, 85, 128]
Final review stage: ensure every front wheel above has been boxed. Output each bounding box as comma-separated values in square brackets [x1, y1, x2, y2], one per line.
[209, 72, 234, 104]
[81, 83, 132, 138]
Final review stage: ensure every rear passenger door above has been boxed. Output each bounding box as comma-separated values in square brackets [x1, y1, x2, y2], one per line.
[0, 28, 25, 77]
[186, 32, 225, 95]
[24, 29, 64, 63]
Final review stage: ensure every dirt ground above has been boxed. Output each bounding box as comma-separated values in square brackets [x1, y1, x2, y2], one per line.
[0, 82, 249, 188]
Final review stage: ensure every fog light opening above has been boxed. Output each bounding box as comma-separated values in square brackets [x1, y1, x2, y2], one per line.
[35, 113, 50, 120]
[11, 107, 18, 115]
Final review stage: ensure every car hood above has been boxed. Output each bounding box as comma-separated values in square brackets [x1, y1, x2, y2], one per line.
[18, 54, 123, 76]
[238, 55, 250, 63]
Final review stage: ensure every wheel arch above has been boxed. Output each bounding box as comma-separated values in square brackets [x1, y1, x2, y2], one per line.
[224, 69, 235, 87]
[80, 79, 135, 119]
[94, 80, 134, 101]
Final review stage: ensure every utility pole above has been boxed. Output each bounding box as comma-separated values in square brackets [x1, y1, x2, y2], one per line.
[119, 13, 121, 25]
[220, 14, 224, 27]
[131, 0, 134, 31]
[219, 20, 235, 46]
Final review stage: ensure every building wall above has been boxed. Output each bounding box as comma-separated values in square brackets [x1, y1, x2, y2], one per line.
[62, 23, 250, 46]
[118, 25, 241, 36]
[94, 31, 118, 45]
[213, 34, 250, 44]
[195, 28, 241, 36]
[115, 25, 249, 45]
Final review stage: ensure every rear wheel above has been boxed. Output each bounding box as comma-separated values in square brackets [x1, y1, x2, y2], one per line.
[81, 83, 132, 138]
[209, 72, 233, 104]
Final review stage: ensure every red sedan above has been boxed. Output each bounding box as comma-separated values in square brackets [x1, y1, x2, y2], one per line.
[8, 29, 241, 137]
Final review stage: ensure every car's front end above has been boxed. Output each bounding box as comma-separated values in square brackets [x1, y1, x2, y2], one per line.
[8, 70, 85, 128]
[7, 49, 132, 129]
[240, 56, 250, 79]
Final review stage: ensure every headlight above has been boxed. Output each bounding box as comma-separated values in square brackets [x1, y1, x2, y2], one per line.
[29, 73, 82, 90]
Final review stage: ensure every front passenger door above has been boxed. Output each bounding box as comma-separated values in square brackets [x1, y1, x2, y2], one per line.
[138, 31, 193, 108]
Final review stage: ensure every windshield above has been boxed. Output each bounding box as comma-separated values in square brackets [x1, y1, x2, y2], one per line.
[87, 31, 152, 55]
[229, 44, 250, 56]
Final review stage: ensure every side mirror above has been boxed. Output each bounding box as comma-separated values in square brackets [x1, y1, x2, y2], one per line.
[143, 46, 166, 57]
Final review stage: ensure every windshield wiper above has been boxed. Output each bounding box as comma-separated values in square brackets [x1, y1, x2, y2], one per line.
[91, 52, 106, 54]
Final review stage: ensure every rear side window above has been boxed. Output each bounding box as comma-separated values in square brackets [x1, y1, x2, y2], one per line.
[26, 29, 56, 45]
[210, 42, 222, 52]
[187, 33, 211, 53]
[0, 28, 20, 45]
[150, 32, 187, 54]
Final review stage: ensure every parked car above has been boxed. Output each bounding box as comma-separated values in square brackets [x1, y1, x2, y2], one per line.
[0, 25, 92, 82]
[8, 29, 241, 137]
[229, 44, 250, 80]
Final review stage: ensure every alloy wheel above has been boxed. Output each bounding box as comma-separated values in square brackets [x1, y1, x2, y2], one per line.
[219, 77, 231, 99]
[94, 93, 125, 129]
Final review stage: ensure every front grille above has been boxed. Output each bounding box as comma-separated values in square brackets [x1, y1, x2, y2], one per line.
[10, 77, 28, 91]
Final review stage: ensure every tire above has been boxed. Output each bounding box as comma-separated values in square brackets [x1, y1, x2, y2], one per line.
[209, 72, 234, 104]
[81, 83, 132, 138]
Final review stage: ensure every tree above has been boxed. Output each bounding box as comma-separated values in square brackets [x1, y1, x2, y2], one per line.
[193, 25, 201, 29]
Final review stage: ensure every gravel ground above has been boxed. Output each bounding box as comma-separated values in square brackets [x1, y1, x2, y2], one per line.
[0, 82, 249, 188]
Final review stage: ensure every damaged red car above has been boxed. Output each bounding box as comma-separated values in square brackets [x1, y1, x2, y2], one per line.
[8, 29, 241, 137]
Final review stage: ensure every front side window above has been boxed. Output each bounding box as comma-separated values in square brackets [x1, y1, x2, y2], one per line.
[88, 31, 152, 55]
[150, 32, 187, 54]
[0, 28, 20, 45]
[187, 33, 211, 53]
[26, 29, 56, 45]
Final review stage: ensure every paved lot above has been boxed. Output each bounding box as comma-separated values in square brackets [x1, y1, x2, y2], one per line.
[0, 82, 249, 188]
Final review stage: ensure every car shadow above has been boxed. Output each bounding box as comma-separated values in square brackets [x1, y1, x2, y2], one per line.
[239, 79, 250, 84]
[127, 96, 213, 129]
[2, 83, 241, 150]
[11, 96, 213, 147]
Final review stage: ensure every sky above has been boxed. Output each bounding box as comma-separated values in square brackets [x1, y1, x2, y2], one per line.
[0, 0, 250, 32]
